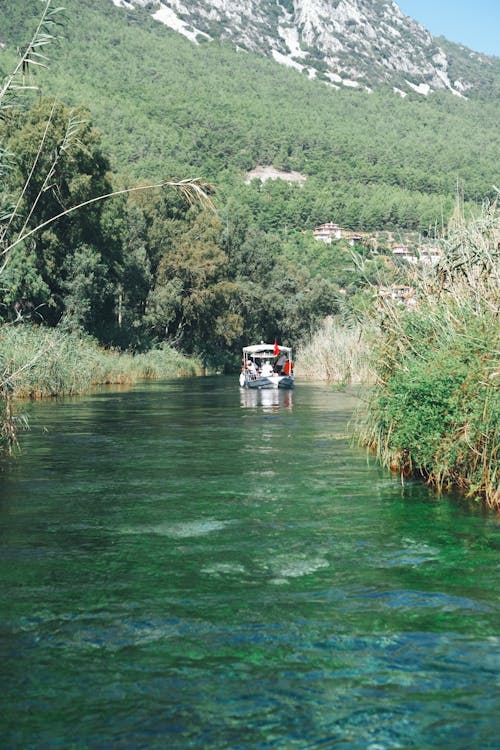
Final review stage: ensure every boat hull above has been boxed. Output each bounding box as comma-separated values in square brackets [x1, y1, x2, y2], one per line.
[240, 374, 294, 390]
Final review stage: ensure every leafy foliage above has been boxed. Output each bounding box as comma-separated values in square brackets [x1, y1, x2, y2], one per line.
[0, 98, 118, 333]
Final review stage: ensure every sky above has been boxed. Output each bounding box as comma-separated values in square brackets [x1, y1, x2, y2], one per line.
[396, 0, 500, 57]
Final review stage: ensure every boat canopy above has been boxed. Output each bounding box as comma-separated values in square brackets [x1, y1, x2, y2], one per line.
[243, 343, 292, 356]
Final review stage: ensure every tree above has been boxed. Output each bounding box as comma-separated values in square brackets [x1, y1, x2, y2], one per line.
[147, 210, 243, 363]
[61, 244, 115, 338]
[1, 99, 116, 326]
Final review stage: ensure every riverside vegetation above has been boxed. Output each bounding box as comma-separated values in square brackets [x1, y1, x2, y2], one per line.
[0, 1, 498, 507]
[0, 325, 201, 451]
[361, 202, 499, 509]
[0, 1, 207, 449]
[298, 201, 499, 509]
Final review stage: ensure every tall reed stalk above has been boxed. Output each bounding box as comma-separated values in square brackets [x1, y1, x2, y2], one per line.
[357, 199, 499, 508]
[296, 318, 374, 385]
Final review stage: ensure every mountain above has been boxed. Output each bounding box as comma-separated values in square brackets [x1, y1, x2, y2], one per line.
[0, 0, 499, 356]
[112, 0, 500, 98]
[0, 0, 499, 235]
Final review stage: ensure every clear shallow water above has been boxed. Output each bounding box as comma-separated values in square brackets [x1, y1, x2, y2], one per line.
[0, 377, 499, 749]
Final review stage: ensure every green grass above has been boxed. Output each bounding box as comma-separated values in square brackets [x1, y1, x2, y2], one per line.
[0, 325, 201, 399]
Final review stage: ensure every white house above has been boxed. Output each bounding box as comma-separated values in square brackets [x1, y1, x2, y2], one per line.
[378, 284, 417, 306]
[313, 222, 342, 243]
[418, 246, 441, 265]
[392, 244, 417, 264]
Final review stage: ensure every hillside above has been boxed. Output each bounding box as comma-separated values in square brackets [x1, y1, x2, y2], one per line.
[115, 0, 500, 99]
[0, 0, 499, 236]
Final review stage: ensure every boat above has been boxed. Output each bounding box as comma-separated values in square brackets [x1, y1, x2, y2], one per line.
[239, 343, 295, 389]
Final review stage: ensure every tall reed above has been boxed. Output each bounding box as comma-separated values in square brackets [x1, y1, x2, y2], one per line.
[296, 317, 374, 385]
[357, 199, 499, 508]
[0, 324, 201, 452]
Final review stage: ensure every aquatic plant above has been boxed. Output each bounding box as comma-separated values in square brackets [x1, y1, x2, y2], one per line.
[0, 324, 200, 452]
[296, 317, 374, 385]
[358, 199, 499, 508]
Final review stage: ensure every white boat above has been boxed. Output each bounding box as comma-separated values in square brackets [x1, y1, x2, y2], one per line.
[239, 343, 295, 389]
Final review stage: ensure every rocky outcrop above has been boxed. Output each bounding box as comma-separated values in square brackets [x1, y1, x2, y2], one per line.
[111, 0, 492, 97]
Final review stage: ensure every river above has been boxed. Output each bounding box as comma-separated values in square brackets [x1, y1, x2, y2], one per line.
[0, 377, 499, 749]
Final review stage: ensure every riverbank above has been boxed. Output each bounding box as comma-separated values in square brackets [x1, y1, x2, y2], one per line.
[0, 324, 201, 451]
[362, 202, 499, 509]
[297, 201, 499, 509]
[358, 301, 498, 509]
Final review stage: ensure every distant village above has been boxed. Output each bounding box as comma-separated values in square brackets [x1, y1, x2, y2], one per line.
[312, 221, 441, 265]
[312, 222, 443, 308]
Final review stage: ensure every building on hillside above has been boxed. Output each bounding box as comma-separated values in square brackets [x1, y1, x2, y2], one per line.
[313, 223, 368, 245]
[392, 244, 417, 264]
[342, 231, 365, 246]
[378, 284, 417, 306]
[313, 222, 342, 242]
[418, 246, 441, 265]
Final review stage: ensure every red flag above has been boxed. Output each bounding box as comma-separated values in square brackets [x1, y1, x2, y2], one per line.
[273, 339, 280, 356]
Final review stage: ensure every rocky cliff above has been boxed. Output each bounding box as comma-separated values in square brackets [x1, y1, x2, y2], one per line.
[112, 0, 496, 97]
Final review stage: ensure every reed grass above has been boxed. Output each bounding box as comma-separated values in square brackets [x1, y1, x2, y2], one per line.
[0, 325, 201, 398]
[0, 324, 201, 452]
[357, 199, 499, 508]
[296, 317, 375, 385]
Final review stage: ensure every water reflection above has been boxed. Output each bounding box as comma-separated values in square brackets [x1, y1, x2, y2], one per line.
[240, 387, 293, 410]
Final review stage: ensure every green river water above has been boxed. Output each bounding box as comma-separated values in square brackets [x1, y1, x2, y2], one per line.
[0, 377, 499, 749]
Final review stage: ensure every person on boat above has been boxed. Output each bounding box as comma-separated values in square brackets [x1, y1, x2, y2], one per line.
[275, 351, 287, 374]
[261, 360, 274, 377]
[283, 359, 293, 376]
[246, 359, 258, 379]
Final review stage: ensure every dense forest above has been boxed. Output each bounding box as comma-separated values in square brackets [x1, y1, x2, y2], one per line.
[0, 93, 354, 364]
[0, 0, 498, 364]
